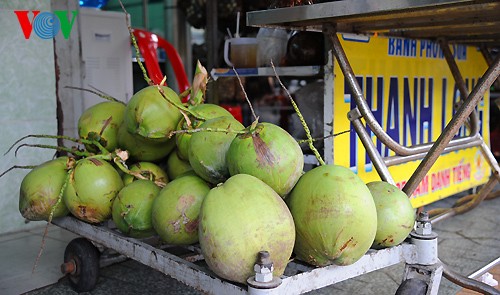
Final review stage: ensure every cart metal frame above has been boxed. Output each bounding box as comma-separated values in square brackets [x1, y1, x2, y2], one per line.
[53, 216, 428, 294]
[53, 1, 500, 294]
[247, 0, 500, 196]
[246, 0, 500, 293]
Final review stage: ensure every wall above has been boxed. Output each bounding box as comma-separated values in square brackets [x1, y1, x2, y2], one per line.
[0, 0, 58, 234]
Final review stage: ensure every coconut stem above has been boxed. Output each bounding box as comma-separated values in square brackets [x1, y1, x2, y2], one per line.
[296, 129, 351, 144]
[168, 127, 247, 138]
[91, 140, 111, 155]
[179, 88, 192, 101]
[5, 134, 109, 156]
[233, 67, 258, 121]
[155, 86, 206, 121]
[270, 61, 325, 166]
[32, 170, 71, 274]
[5, 134, 80, 156]
[179, 110, 193, 128]
[64, 86, 124, 104]
[15, 144, 91, 158]
[118, 0, 152, 86]
[113, 158, 166, 188]
[0, 165, 38, 178]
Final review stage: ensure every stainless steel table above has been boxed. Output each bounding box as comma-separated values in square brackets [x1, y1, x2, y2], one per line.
[247, 1, 500, 293]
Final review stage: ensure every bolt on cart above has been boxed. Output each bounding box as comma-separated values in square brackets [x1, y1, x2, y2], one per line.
[53, 1, 500, 294]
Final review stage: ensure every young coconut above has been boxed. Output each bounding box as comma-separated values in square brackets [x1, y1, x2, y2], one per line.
[188, 116, 244, 184]
[19, 157, 70, 221]
[112, 179, 160, 238]
[117, 123, 175, 162]
[63, 156, 124, 224]
[165, 150, 193, 180]
[367, 181, 416, 249]
[152, 174, 210, 245]
[123, 85, 182, 142]
[122, 161, 168, 187]
[176, 103, 233, 160]
[199, 174, 295, 284]
[226, 121, 304, 197]
[78, 101, 126, 153]
[287, 165, 377, 267]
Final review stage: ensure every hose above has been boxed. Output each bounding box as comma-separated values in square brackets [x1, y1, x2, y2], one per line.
[442, 263, 500, 295]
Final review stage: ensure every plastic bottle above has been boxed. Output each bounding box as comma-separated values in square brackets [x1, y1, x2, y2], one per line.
[256, 28, 289, 67]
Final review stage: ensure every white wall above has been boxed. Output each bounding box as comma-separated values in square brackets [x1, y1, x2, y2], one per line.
[0, 0, 58, 234]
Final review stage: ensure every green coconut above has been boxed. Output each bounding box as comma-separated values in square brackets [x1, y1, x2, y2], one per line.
[122, 161, 168, 186]
[188, 116, 244, 184]
[117, 123, 175, 162]
[199, 174, 295, 284]
[124, 85, 182, 142]
[367, 181, 416, 249]
[112, 179, 160, 238]
[152, 174, 210, 245]
[227, 122, 304, 197]
[287, 165, 377, 267]
[19, 157, 70, 221]
[176, 104, 232, 160]
[165, 150, 193, 180]
[63, 157, 124, 223]
[78, 101, 126, 153]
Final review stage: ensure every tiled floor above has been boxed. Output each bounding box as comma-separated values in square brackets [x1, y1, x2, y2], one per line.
[2, 190, 499, 295]
[0, 225, 79, 295]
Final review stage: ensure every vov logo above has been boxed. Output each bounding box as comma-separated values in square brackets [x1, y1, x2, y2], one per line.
[14, 10, 78, 40]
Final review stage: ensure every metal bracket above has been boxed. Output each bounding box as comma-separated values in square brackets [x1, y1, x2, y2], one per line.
[402, 263, 444, 295]
[347, 108, 363, 121]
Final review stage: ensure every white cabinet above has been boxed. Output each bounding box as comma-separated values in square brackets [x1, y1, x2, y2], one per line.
[54, 5, 133, 139]
[79, 8, 133, 108]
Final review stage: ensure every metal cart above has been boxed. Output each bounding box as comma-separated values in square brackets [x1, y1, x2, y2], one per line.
[53, 1, 500, 294]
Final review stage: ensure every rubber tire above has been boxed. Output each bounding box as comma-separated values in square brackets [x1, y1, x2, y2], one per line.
[64, 238, 100, 292]
[395, 278, 428, 295]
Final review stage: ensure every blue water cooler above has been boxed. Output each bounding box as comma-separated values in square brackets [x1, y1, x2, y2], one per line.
[79, 0, 109, 9]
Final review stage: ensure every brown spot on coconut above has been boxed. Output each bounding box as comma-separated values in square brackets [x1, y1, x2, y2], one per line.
[152, 174, 210, 245]
[367, 181, 416, 249]
[19, 157, 70, 221]
[226, 122, 303, 197]
[63, 157, 124, 224]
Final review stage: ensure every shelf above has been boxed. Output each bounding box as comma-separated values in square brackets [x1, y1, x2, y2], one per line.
[247, 0, 500, 47]
[210, 66, 322, 80]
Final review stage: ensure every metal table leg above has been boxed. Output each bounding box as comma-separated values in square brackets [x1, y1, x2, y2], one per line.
[403, 55, 500, 196]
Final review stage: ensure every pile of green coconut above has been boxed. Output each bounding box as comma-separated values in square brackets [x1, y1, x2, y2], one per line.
[12, 59, 416, 285]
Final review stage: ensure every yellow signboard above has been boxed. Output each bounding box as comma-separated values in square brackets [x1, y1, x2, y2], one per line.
[332, 34, 491, 208]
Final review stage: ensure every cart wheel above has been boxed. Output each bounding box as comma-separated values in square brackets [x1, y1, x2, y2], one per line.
[395, 278, 428, 295]
[61, 238, 100, 292]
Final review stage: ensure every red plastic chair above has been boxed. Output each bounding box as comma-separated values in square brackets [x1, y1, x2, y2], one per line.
[132, 28, 190, 93]
[220, 104, 243, 123]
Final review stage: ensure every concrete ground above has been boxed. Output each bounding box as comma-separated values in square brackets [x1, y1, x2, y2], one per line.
[8, 188, 500, 295]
